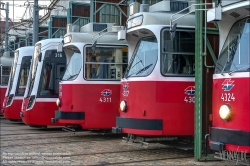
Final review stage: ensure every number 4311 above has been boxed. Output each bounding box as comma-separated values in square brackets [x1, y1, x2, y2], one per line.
[221, 93, 235, 101]
[99, 97, 112, 102]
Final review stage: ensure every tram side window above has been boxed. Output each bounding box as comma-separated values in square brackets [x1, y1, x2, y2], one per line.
[85, 46, 128, 80]
[1, 66, 11, 85]
[161, 29, 195, 76]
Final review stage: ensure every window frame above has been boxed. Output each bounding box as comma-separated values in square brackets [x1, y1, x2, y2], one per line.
[83, 44, 128, 81]
[160, 27, 195, 77]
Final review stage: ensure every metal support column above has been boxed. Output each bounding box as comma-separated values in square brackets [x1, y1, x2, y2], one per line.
[90, 0, 94, 22]
[194, 0, 203, 160]
[5, 2, 9, 52]
[67, 8, 71, 24]
[33, 0, 39, 45]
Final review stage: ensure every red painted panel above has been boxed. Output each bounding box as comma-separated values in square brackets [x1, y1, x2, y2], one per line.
[58, 83, 120, 129]
[212, 77, 250, 131]
[120, 81, 195, 136]
[21, 98, 64, 126]
[4, 99, 22, 120]
[0, 87, 7, 114]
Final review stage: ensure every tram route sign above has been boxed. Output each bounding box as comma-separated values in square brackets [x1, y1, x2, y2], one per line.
[214, 150, 249, 166]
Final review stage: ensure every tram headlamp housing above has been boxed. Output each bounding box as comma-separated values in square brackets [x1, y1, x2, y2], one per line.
[120, 100, 127, 112]
[27, 95, 36, 110]
[219, 104, 233, 122]
[6, 94, 14, 106]
[64, 35, 72, 44]
[56, 98, 61, 107]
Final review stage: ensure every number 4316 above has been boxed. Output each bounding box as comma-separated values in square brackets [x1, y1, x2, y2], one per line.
[221, 93, 235, 101]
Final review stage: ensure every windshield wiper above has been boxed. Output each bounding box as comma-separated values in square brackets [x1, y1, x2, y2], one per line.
[125, 64, 153, 79]
[136, 64, 153, 75]
[228, 65, 250, 75]
[66, 74, 78, 80]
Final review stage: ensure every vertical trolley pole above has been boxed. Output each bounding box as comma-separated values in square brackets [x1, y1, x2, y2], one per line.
[5, 2, 9, 52]
[33, 0, 39, 45]
[194, 0, 203, 160]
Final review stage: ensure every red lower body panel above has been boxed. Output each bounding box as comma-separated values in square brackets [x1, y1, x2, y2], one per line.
[4, 99, 22, 120]
[22, 101, 65, 127]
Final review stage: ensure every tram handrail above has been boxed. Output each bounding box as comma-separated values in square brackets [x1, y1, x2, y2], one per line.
[91, 25, 124, 43]
[170, 2, 216, 68]
[170, 3, 215, 30]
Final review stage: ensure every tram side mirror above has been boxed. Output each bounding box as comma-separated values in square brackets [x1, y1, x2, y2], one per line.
[170, 23, 177, 40]
[92, 40, 97, 53]
[38, 53, 42, 62]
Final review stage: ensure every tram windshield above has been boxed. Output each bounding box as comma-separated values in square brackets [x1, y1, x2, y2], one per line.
[216, 18, 250, 74]
[161, 29, 195, 76]
[27, 44, 41, 97]
[85, 46, 128, 80]
[62, 47, 82, 81]
[16, 56, 32, 96]
[7, 51, 19, 95]
[125, 36, 158, 78]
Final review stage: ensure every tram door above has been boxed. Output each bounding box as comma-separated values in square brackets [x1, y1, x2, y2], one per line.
[39, 50, 66, 97]
[55, 64, 65, 93]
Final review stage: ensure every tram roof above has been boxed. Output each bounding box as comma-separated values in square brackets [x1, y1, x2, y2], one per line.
[63, 32, 127, 46]
[16, 46, 34, 54]
[127, 11, 195, 30]
[35, 38, 63, 46]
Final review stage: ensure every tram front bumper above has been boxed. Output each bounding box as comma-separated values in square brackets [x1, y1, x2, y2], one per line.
[51, 110, 85, 123]
[210, 127, 250, 151]
[112, 116, 163, 135]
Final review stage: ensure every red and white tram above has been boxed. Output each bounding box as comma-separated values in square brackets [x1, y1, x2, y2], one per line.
[51, 23, 128, 130]
[20, 38, 66, 127]
[112, 1, 196, 137]
[208, 0, 250, 160]
[1, 52, 13, 115]
[3, 46, 33, 120]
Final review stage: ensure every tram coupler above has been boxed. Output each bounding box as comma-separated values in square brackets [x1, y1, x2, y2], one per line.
[51, 118, 58, 123]
[20, 112, 24, 117]
[112, 127, 122, 134]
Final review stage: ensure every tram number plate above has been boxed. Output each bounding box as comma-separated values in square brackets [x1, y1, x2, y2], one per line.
[99, 97, 112, 102]
[221, 93, 235, 102]
[184, 96, 195, 103]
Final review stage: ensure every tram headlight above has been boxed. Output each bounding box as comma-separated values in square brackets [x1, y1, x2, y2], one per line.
[219, 104, 233, 122]
[56, 98, 61, 107]
[120, 100, 127, 112]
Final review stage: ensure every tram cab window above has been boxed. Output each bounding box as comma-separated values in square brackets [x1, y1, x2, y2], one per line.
[85, 46, 128, 80]
[215, 18, 250, 74]
[125, 36, 158, 78]
[1, 66, 11, 85]
[16, 56, 32, 96]
[38, 50, 66, 97]
[161, 29, 195, 76]
[62, 48, 82, 81]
